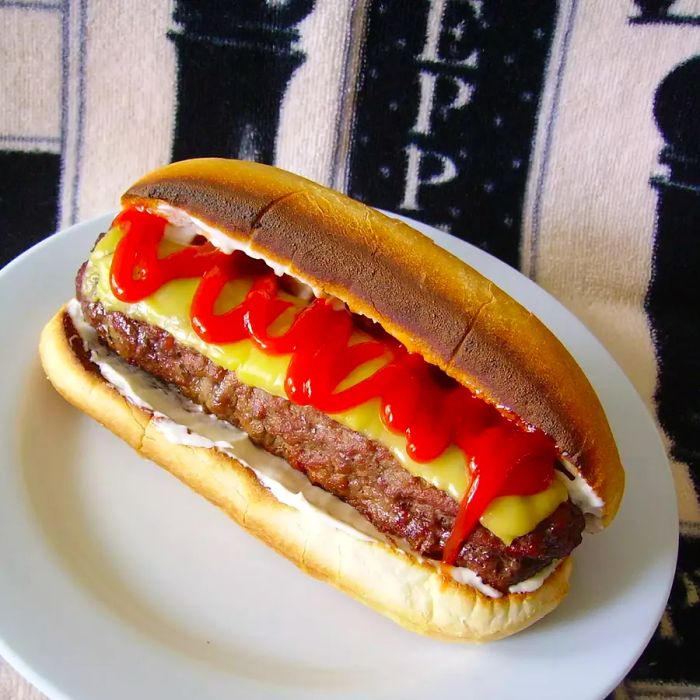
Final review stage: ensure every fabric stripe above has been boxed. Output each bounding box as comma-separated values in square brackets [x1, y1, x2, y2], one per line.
[521, 0, 577, 278]
[680, 521, 700, 537]
[625, 683, 700, 700]
[0, 1, 60, 9]
[329, 0, 370, 192]
[0, 135, 61, 153]
[0, 5, 62, 141]
[275, 0, 369, 188]
[58, 0, 68, 214]
[70, 0, 177, 221]
[58, 0, 85, 228]
[69, 0, 86, 224]
[0, 135, 61, 143]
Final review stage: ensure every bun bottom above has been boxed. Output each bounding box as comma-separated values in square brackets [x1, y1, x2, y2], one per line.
[39, 306, 572, 642]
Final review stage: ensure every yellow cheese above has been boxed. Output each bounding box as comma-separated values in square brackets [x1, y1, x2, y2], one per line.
[84, 226, 568, 542]
[480, 476, 569, 546]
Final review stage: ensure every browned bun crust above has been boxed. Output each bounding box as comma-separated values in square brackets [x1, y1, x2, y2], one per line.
[40, 307, 572, 642]
[123, 158, 624, 524]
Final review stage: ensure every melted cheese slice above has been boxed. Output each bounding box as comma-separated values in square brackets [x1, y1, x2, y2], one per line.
[84, 226, 567, 544]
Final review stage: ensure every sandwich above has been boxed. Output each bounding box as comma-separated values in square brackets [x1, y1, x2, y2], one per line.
[39, 158, 624, 641]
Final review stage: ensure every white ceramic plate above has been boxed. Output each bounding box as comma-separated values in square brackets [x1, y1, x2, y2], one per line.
[0, 212, 677, 700]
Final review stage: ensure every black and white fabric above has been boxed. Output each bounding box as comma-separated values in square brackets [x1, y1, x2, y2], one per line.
[1, 1, 699, 697]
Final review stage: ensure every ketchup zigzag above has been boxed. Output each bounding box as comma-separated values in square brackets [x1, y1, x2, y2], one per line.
[111, 207, 557, 562]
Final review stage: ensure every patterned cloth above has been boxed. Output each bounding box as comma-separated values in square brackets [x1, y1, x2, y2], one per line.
[1, 1, 699, 697]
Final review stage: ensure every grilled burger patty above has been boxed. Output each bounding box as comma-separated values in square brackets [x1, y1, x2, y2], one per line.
[77, 268, 584, 592]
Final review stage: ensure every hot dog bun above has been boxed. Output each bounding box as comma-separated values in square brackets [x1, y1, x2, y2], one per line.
[40, 307, 572, 642]
[124, 158, 624, 525]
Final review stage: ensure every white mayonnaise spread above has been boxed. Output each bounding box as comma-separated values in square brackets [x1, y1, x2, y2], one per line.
[508, 559, 561, 594]
[558, 461, 605, 531]
[68, 279, 575, 599]
[156, 204, 320, 295]
[449, 566, 502, 598]
[163, 222, 198, 246]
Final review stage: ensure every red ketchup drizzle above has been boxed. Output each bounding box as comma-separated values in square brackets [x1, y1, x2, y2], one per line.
[110, 208, 558, 564]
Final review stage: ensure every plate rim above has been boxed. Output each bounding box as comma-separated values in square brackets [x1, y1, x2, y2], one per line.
[0, 210, 678, 700]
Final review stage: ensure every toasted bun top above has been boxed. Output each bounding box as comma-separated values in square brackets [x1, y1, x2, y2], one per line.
[123, 158, 624, 524]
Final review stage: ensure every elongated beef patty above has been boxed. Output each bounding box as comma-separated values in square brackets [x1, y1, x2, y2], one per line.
[77, 267, 584, 592]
